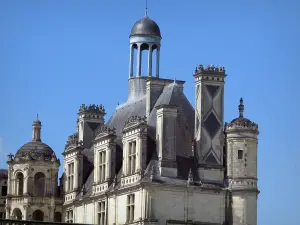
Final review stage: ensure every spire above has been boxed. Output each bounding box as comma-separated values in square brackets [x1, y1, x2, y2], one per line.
[238, 98, 244, 118]
[32, 114, 42, 142]
[145, 0, 148, 16]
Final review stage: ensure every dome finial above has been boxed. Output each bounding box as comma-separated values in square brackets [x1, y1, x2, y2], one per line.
[145, 0, 148, 16]
[238, 97, 244, 118]
[32, 114, 42, 142]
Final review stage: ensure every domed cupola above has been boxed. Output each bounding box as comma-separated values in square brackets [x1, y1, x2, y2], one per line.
[130, 16, 161, 38]
[13, 115, 57, 162]
[225, 98, 259, 134]
[129, 14, 162, 78]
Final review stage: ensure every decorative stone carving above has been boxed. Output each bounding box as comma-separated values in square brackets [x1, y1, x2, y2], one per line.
[123, 115, 147, 131]
[194, 64, 225, 74]
[65, 133, 83, 150]
[7, 153, 14, 162]
[94, 125, 116, 139]
[78, 104, 105, 114]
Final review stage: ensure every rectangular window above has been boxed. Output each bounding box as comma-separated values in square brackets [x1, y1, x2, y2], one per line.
[238, 150, 243, 159]
[127, 141, 136, 175]
[66, 210, 73, 223]
[67, 163, 74, 191]
[126, 194, 135, 222]
[99, 151, 106, 182]
[97, 201, 106, 225]
[1, 186, 7, 196]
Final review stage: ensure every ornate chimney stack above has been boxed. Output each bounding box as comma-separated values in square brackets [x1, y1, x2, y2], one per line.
[77, 104, 106, 147]
[193, 64, 226, 182]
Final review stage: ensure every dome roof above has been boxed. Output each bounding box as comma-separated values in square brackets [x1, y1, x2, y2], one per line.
[15, 141, 56, 161]
[225, 98, 258, 132]
[130, 16, 161, 38]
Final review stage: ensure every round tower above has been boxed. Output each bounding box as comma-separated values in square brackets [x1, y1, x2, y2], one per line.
[225, 98, 259, 225]
[129, 14, 161, 78]
[6, 116, 61, 222]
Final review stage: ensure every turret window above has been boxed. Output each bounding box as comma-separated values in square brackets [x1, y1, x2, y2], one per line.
[126, 194, 135, 222]
[99, 151, 106, 182]
[97, 201, 106, 225]
[67, 163, 74, 191]
[238, 150, 243, 159]
[128, 141, 136, 175]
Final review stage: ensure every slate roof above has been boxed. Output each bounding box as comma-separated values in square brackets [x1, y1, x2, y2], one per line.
[130, 16, 161, 38]
[74, 77, 209, 201]
[0, 169, 8, 179]
[15, 141, 57, 161]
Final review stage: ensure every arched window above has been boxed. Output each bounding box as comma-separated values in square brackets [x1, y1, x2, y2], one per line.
[32, 210, 44, 221]
[34, 172, 45, 196]
[12, 208, 22, 220]
[15, 172, 24, 195]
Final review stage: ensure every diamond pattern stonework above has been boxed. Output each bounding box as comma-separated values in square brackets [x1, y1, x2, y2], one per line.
[206, 85, 219, 97]
[204, 113, 221, 138]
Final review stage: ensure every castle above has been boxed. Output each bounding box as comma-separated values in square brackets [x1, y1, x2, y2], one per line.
[1, 14, 260, 225]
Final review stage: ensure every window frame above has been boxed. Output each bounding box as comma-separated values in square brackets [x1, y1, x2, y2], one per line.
[67, 162, 74, 192]
[98, 150, 106, 183]
[238, 150, 243, 159]
[126, 194, 135, 223]
[127, 141, 137, 175]
[97, 200, 106, 225]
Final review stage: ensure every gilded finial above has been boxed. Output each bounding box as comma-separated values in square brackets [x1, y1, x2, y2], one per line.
[238, 98, 244, 118]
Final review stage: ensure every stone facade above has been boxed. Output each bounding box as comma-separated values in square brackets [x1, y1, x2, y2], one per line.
[2, 15, 260, 225]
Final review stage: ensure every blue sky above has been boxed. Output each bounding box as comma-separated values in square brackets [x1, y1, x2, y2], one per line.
[0, 0, 299, 224]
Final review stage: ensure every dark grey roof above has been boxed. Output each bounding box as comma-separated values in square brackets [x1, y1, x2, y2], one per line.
[148, 83, 195, 157]
[106, 96, 146, 145]
[0, 169, 8, 179]
[15, 141, 57, 161]
[130, 16, 161, 38]
[78, 79, 202, 200]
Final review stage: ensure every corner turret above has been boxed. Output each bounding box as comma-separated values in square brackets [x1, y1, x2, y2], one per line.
[225, 98, 259, 225]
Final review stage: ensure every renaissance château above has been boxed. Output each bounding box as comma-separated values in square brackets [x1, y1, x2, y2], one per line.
[1, 14, 260, 225]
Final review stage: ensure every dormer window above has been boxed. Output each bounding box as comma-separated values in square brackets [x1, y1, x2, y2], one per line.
[128, 141, 137, 175]
[99, 150, 106, 182]
[67, 163, 74, 191]
[238, 150, 243, 159]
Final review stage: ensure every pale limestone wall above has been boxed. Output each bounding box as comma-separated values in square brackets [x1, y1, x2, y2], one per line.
[76, 205, 84, 224]
[153, 187, 225, 224]
[232, 193, 257, 225]
[86, 203, 94, 224]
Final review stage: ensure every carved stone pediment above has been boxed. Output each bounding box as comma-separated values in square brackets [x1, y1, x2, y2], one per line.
[65, 133, 83, 150]
[123, 115, 147, 131]
[94, 125, 116, 139]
